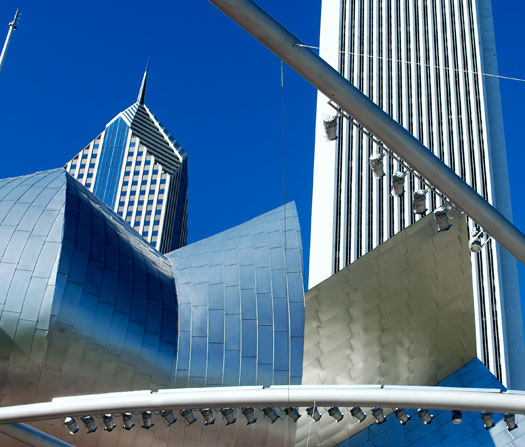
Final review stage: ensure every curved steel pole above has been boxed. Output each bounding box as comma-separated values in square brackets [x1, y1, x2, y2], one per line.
[208, 0, 525, 264]
[0, 386, 524, 424]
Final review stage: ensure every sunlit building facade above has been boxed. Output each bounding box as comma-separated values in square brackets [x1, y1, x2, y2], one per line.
[65, 67, 188, 253]
[309, 0, 525, 388]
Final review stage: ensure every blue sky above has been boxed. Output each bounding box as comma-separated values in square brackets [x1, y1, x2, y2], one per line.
[0, 0, 524, 291]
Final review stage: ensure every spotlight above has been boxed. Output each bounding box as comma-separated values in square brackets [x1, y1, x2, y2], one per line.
[371, 407, 386, 424]
[469, 235, 483, 253]
[413, 190, 427, 214]
[180, 409, 196, 426]
[306, 406, 322, 422]
[328, 407, 344, 422]
[369, 153, 385, 178]
[141, 411, 154, 429]
[417, 409, 434, 424]
[504, 413, 518, 431]
[433, 207, 451, 232]
[391, 171, 405, 197]
[200, 408, 215, 425]
[323, 115, 338, 141]
[122, 412, 134, 430]
[241, 407, 257, 425]
[220, 408, 236, 425]
[263, 407, 280, 423]
[480, 411, 495, 430]
[350, 407, 366, 422]
[451, 410, 462, 424]
[80, 415, 97, 433]
[160, 410, 176, 426]
[102, 414, 116, 432]
[394, 408, 411, 425]
[284, 407, 301, 422]
[63, 417, 79, 435]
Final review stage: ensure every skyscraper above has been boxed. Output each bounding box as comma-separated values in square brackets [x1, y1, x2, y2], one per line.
[309, 0, 524, 387]
[65, 65, 188, 253]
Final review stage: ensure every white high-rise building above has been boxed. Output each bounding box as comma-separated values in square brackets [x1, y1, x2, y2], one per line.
[309, 0, 525, 388]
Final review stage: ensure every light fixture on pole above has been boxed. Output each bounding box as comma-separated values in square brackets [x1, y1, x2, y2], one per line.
[481, 411, 495, 430]
[80, 415, 97, 433]
[413, 190, 428, 215]
[504, 413, 518, 431]
[433, 206, 451, 232]
[241, 407, 257, 425]
[200, 408, 216, 425]
[220, 408, 236, 425]
[369, 153, 385, 178]
[469, 228, 490, 253]
[180, 409, 197, 426]
[141, 411, 154, 429]
[284, 407, 301, 422]
[394, 408, 410, 425]
[371, 407, 386, 424]
[417, 408, 434, 424]
[350, 406, 366, 422]
[63, 417, 79, 435]
[328, 407, 344, 422]
[391, 171, 406, 197]
[451, 410, 462, 424]
[323, 115, 338, 141]
[122, 412, 134, 430]
[160, 410, 177, 426]
[102, 414, 116, 432]
[263, 407, 280, 423]
[306, 406, 322, 422]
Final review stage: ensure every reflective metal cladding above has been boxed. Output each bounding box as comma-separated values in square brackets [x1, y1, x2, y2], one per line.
[0, 168, 305, 413]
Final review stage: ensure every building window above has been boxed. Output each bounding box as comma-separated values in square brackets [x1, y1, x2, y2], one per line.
[152, 231, 158, 236]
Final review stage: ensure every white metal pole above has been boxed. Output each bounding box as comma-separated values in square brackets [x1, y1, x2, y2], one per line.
[0, 386, 524, 424]
[208, 0, 525, 265]
[0, 9, 20, 74]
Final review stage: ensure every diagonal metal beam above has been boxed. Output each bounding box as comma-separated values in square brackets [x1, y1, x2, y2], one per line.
[0, 422, 73, 447]
[208, 0, 525, 264]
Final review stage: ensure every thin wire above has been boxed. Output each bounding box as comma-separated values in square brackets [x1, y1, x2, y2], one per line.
[296, 43, 525, 83]
[281, 59, 292, 446]
[305, 401, 316, 447]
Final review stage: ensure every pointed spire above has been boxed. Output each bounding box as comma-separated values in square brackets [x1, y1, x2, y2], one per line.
[137, 59, 150, 105]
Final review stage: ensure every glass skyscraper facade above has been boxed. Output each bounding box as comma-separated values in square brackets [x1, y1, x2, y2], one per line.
[65, 67, 188, 254]
[309, 0, 524, 388]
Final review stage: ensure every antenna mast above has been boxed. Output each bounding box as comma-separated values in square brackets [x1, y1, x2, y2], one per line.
[0, 9, 20, 74]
